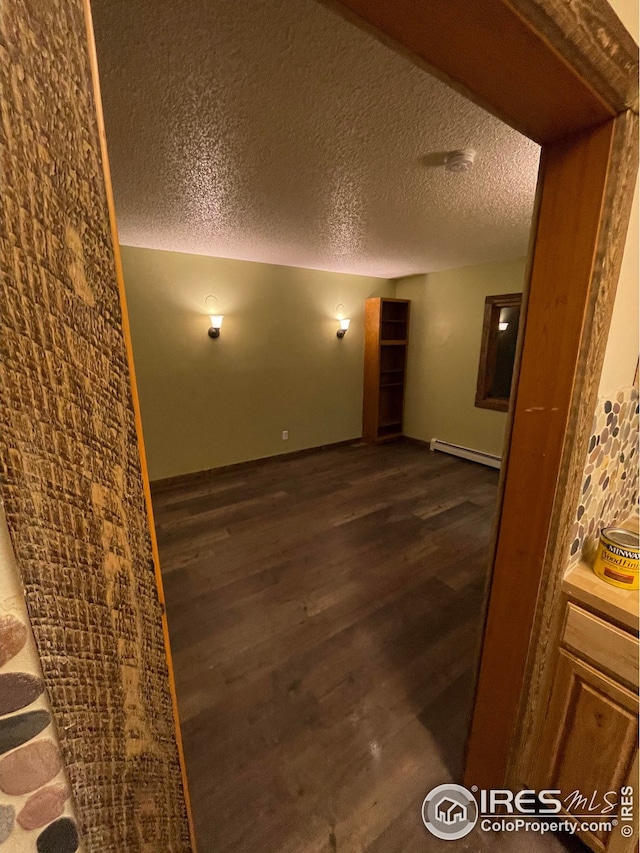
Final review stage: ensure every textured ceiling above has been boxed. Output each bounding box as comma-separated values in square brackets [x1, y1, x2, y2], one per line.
[92, 0, 541, 278]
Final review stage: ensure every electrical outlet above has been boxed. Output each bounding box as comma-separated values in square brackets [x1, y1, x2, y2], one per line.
[282, 430, 289, 440]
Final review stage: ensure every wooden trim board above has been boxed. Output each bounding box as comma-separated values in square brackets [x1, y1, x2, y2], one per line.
[82, 3, 198, 848]
[466, 118, 618, 786]
[323, 0, 636, 143]
[511, 108, 639, 792]
[83, 0, 197, 853]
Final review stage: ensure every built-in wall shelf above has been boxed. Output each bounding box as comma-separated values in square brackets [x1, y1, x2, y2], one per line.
[363, 297, 410, 443]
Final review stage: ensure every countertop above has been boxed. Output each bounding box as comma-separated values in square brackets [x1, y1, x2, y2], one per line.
[563, 518, 639, 634]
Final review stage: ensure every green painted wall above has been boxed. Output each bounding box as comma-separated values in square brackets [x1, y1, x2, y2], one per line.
[395, 258, 526, 458]
[121, 246, 393, 480]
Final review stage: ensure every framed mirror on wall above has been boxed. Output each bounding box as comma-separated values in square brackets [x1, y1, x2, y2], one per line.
[475, 293, 522, 412]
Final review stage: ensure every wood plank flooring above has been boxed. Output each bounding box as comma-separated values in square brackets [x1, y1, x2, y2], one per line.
[153, 441, 585, 853]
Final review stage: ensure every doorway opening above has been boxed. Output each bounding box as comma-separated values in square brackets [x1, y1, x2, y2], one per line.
[88, 1, 548, 848]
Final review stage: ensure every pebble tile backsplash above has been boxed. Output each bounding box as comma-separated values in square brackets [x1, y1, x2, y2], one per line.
[568, 385, 639, 568]
[0, 507, 83, 852]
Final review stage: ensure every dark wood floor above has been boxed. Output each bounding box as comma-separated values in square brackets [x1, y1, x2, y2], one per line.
[153, 441, 584, 853]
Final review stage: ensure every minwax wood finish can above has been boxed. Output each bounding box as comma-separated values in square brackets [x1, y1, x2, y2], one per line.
[593, 527, 640, 590]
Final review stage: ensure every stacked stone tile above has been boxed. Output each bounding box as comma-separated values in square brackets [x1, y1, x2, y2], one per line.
[0, 569, 81, 851]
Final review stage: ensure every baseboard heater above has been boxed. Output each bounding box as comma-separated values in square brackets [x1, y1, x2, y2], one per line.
[429, 438, 502, 469]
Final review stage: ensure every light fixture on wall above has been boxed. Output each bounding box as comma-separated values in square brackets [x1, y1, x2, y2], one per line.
[205, 295, 224, 339]
[498, 321, 509, 331]
[336, 304, 350, 339]
[208, 315, 224, 338]
[337, 318, 351, 339]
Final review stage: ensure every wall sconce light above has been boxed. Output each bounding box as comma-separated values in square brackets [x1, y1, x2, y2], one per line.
[337, 318, 351, 339]
[498, 321, 509, 331]
[208, 314, 224, 338]
[205, 295, 224, 339]
[335, 305, 350, 339]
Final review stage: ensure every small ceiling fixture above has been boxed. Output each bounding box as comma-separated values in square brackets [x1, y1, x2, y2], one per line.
[444, 148, 477, 173]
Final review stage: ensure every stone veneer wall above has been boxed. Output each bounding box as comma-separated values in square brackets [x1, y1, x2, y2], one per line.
[568, 384, 639, 567]
[0, 507, 83, 853]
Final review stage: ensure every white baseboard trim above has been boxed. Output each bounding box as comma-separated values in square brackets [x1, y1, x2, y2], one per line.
[429, 438, 502, 469]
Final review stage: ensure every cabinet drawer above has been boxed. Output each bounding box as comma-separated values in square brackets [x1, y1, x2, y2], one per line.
[562, 603, 639, 689]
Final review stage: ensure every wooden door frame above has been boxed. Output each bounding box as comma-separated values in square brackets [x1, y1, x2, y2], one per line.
[325, 0, 638, 790]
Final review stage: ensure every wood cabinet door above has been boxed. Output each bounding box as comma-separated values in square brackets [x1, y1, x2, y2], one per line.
[534, 650, 638, 852]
